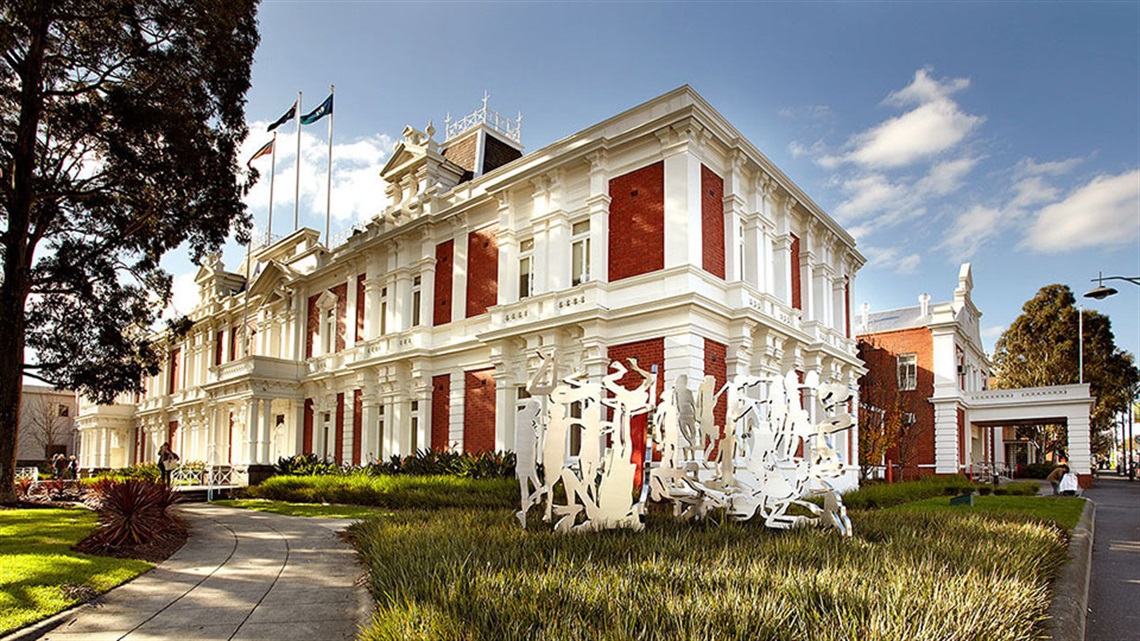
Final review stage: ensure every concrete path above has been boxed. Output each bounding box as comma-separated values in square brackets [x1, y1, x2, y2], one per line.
[40, 504, 372, 641]
[1084, 475, 1140, 641]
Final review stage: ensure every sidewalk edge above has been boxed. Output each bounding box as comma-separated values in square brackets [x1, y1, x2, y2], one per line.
[1045, 498, 1095, 641]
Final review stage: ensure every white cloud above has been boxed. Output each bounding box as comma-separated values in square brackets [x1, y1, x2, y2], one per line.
[162, 271, 202, 321]
[861, 245, 922, 274]
[834, 174, 907, 221]
[1013, 156, 1084, 179]
[1022, 170, 1140, 253]
[1008, 175, 1059, 209]
[822, 69, 982, 171]
[939, 205, 1010, 261]
[917, 156, 979, 196]
[981, 324, 1006, 338]
[240, 121, 395, 235]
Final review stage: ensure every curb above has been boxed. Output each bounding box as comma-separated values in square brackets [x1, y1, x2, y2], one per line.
[1045, 498, 1095, 641]
[0, 601, 91, 641]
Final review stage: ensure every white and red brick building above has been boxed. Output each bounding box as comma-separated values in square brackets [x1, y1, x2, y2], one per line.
[77, 86, 866, 487]
[857, 264, 1095, 486]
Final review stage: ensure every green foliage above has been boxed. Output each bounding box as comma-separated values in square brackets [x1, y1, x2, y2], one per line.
[247, 474, 516, 510]
[840, 475, 975, 510]
[96, 463, 161, 482]
[1019, 462, 1058, 479]
[0, 508, 150, 635]
[350, 507, 1068, 641]
[81, 479, 180, 550]
[993, 284, 1139, 460]
[273, 454, 342, 477]
[375, 449, 516, 480]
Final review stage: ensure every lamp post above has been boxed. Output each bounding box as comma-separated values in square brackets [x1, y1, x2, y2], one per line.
[1083, 273, 1140, 480]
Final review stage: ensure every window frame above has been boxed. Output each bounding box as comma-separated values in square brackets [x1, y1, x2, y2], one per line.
[897, 353, 917, 391]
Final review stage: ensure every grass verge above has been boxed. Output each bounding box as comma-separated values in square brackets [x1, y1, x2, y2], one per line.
[245, 474, 516, 509]
[214, 499, 391, 520]
[0, 508, 152, 636]
[891, 494, 1086, 529]
[350, 506, 1069, 641]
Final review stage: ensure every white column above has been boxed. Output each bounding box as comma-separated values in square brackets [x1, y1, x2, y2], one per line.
[245, 398, 260, 466]
[494, 370, 512, 452]
[259, 399, 273, 465]
[452, 235, 468, 322]
[360, 394, 378, 463]
[663, 151, 702, 270]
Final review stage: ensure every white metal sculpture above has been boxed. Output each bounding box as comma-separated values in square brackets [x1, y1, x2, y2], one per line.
[516, 351, 854, 536]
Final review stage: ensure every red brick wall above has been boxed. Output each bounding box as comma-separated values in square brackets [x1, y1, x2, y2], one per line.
[167, 420, 179, 446]
[331, 283, 347, 352]
[334, 392, 345, 465]
[607, 338, 665, 485]
[701, 165, 725, 279]
[442, 135, 477, 174]
[704, 339, 727, 454]
[303, 399, 314, 455]
[463, 369, 496, 453]
[356, 274, 366, 339]
[466, 227, 498, 318]
[431, 374, 451, 451]
[609, 162, 664, 282]
[434, 240, 454, 326]
[215, 330, 223, 366]
[168, 348, 180, 394]
[229, 325, 238, 360]
[856, 327, 936, 477]
[957, 407, 966, 471]
[790, 234, 802, 311]
[306, 294, 320, 358]
[483, 134, 523, 174]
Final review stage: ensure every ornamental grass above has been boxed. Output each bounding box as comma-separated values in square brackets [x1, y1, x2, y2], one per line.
[351, 507, 1069, 641]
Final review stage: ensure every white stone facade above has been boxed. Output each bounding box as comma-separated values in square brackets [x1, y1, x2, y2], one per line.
[77, 87, 865, 486]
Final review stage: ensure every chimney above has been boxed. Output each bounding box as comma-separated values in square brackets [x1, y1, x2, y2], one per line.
[919, 293, 931, 317]
[860, 303, 870, 330]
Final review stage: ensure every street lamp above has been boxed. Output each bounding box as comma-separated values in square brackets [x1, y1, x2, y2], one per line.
[1084, 272, 1140, 300]
[1083, 273, 1140, 480]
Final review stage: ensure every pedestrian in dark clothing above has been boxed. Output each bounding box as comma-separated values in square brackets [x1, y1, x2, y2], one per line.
[157, 442, 180, 484]
[67, 456, 79, 480]
[52, 453, 67, 479]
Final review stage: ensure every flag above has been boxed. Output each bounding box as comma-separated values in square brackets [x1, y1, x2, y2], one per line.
[267, 102, 296, 132]
[246, 138, 274, 169]
[300, 93, 333, 125]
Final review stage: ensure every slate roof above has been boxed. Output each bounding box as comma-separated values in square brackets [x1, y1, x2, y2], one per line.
[860, 301, 950, 333]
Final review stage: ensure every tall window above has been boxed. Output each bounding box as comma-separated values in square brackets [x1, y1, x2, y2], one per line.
[411, 276, 422, 327]
[897, 353, 917, 391]
[571, 220, 591, 286]
[518, 238, 534, 299]
[410, 400, 420, 451]
[379, 287, 388, 335]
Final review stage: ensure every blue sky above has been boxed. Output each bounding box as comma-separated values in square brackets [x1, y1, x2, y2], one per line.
[166, 1, 1140, 362]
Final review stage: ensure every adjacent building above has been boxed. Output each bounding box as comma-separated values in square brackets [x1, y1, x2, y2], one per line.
[77, 86, 866, 487]
[857, 264, 1095, 486]
[17, 384, 79, 467]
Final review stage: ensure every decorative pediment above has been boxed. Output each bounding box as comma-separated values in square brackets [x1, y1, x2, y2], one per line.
[247, 261, 293, 300]
[315, 289, 338, 310]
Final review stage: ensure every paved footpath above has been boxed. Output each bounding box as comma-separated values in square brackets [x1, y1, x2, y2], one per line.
[1084, 476, 1140, 641]
[40, 504, 372, 641]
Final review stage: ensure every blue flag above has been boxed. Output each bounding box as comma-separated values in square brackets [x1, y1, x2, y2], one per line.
[267, 101, 296, 132]
[301, 94, 333, 125]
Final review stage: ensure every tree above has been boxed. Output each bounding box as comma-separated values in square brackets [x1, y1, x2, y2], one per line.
[856, 338, 924, 481]
[26, 393, 70, 459]
[0, 0, 260, 503]
[993, 284, 1140, 461]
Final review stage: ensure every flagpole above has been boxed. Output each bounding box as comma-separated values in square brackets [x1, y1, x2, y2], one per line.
[267, 131, 277, 246]
[325, 85, 334, 247]
[294, 90, 302, 232]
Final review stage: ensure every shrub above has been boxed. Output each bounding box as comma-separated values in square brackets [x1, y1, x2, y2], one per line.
[96, 463, 161, 482]
[841, 475, 975, 510]
[15, 476, 33, 499]
[247, 474, 516, 509]
[80, 479, 181, 550]
[372, 449, 516, 479]
[274, 453, 343, 476]
[1019, 463, 1057, 479]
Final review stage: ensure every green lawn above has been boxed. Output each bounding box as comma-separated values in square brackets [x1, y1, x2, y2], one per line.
[0, 508, 152, 636]
[890, 494, 1086, 529]
[213, 499, 392, 520]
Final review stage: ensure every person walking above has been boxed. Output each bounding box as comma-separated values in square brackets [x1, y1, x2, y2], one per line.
[1046, 463, 1068, 495]
[157, 442, 180, 484]
[67, 455, 79, 480]
[52, 453, 67, 479]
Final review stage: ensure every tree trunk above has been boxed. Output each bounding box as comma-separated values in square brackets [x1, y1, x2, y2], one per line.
[0, 3, 48, 505]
